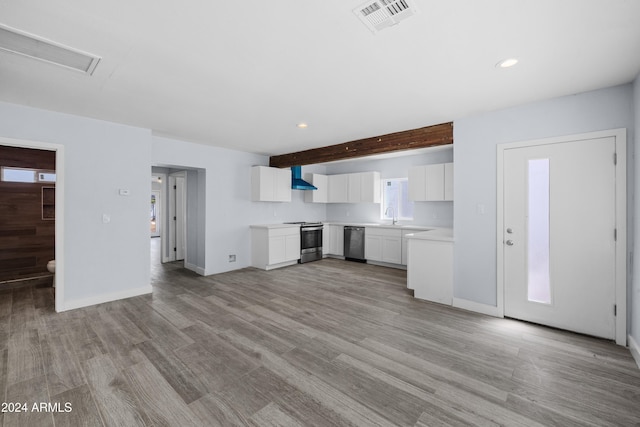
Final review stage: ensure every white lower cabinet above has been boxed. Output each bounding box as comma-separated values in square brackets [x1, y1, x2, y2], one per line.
[407, 238, 453, 305]
[364, 234, 382, 261]
[251, 226, 300, 270]
[365, 227, 401, 264]
[327, 224, 344, 256]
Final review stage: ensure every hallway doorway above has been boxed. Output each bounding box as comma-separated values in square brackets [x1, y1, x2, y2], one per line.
[0, 136, 65, 312]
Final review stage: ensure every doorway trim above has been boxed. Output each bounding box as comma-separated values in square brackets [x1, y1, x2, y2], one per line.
[497, 128, 627, 346]
[0, 136, 66, 313]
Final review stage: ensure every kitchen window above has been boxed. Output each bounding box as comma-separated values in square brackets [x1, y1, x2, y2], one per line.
[380, 178, 414, 221]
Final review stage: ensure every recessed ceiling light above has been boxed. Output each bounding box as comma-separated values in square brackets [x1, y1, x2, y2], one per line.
[496, 58, 519, 68]
[297, 123, 308, 129]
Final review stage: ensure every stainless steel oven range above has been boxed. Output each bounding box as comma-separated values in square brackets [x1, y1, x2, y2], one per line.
[284, 222, 323, 263]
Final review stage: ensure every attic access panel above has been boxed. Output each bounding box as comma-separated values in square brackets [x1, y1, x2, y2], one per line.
[353, 0, 419, 33]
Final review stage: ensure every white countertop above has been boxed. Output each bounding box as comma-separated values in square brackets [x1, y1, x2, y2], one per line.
[249, 223, 301, 229]
[404, 228, 454, 242]
[323, 221, 435, 231]
[250, 222, 452, 240]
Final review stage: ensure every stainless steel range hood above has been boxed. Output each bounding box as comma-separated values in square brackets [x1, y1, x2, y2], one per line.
[290, 166, 317, 190]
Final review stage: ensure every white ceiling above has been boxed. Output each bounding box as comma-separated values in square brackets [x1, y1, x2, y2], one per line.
[1, 0, 639, 156]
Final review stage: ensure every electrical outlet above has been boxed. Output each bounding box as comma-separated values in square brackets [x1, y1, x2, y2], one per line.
[228, 254, 236, 262]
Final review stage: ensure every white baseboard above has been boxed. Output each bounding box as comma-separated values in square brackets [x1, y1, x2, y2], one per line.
[365, 260, 407, 270]
[62, 285, 153, 311]
[629, 334, 640, 370]
[185, 262, 205, 276]
[452, 297, 502, 317]
[264, 260, 298, 271]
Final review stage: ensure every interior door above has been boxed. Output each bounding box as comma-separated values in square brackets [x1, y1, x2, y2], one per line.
[503, 136, 617, 339]
[168, 172, 186, 262]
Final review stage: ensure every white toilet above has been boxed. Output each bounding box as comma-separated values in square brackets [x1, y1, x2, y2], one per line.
[47, 260, 56, 288]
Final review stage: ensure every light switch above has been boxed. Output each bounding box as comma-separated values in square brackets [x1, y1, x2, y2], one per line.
[477, 204, 485, 215]
[102, 214, 111, 224]
[118, 189, 130, 196]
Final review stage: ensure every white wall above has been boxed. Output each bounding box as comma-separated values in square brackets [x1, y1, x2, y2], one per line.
[151, 136, 327, 275]
[453, 84, 635, 309]
[325, 147, 454, 227]
[0, 101, 152, 310]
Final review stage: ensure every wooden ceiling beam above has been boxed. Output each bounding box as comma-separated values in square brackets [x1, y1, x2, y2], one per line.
[269, 122, 453, 168]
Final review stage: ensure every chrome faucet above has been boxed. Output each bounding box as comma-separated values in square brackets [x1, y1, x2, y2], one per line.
[385, 207, 397, 225]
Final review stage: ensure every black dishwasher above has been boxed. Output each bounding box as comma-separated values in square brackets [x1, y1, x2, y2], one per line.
[344, 226, 365, 262]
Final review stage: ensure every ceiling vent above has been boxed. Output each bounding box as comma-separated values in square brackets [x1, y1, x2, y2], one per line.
[353, 0, 419, 33]
[0, 24, 100, 75]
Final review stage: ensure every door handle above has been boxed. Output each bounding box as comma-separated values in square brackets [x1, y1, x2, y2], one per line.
[506, 228, 513, 234]
[506, 240, 514, 246]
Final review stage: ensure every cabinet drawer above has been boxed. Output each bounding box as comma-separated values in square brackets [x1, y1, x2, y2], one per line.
[268, 227, 300, 238]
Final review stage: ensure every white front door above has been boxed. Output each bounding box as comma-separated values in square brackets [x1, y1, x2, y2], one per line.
[502, 136, 617, 340]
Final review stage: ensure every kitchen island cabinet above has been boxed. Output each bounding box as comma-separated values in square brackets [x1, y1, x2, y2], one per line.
[406, 229, 453, 305]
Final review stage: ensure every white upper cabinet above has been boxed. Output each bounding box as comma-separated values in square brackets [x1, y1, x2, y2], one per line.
[326, 171, 380, 204]
[304, 173, 329, 203]
[408, 165, 426, 201]
[409, 162, 454, 202]
[328, 174, 349, 203]
[359, 171, 381, 203]
[251, 166, 291, 202]
[444, 162, 454, 201]
[348, 173, 362, 202]
[425, 164, 445, 200]
[303, 171, 381, 204]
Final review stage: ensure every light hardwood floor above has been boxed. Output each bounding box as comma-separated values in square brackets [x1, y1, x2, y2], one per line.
[1, 245, 640, 426]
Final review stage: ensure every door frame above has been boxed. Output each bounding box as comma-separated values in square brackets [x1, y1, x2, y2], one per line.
[0, 136, 66, 313]
[496, 128, 627, 346]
